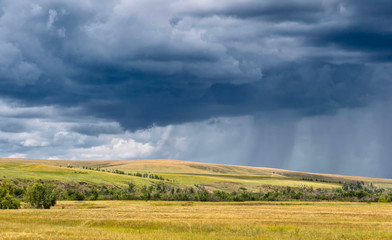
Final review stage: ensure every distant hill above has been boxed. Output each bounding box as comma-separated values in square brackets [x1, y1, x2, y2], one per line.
[1, 158, 392, 192]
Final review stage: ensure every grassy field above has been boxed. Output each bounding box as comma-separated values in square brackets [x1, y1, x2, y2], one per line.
[1, 158, 392, 239]
[1, 158, 392, 191]
[0, 201, 392, 240]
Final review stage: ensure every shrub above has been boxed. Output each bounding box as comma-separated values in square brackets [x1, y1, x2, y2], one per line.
[0, 194, 20, 209]
[0, 180, 20, 209]
[89, 189, 99, 201]
[72, 192, 86, 201]
[65, 189, 86, 200]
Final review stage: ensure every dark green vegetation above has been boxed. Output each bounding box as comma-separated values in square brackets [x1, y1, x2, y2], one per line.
[25, 181, 57, 209]
[0, 179, 57, 209]
[2, 177, 392, 204]
[1, 158, 392, 206]
[0, 179, 20, 209]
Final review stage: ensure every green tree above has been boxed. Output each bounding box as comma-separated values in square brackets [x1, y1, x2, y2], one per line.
[25, 182, 57, 209]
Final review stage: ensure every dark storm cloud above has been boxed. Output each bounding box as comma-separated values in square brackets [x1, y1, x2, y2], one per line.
[183, 0, 324, 23]
[342, 0, 392, 19]
[312, 28, 392, 52]
[79, 62, 386, 130]
[309, 28, 392, 62]
[0, 0, 391, 131]
[70, 123, 123, 136]
[0, 121, 27, 133]
[302, 0, 392, 62]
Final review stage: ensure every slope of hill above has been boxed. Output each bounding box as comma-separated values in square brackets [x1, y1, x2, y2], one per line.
[1, 158, 392, 192]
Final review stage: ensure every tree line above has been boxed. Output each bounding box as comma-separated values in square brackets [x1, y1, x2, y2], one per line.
[1, 178, 392, 210]
[68, 165, 174, 182]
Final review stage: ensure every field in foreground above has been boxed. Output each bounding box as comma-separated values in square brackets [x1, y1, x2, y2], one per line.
[0, 201, 392, 240]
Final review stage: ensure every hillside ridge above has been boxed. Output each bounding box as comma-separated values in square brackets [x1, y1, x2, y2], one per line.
[1, 158, 391, 184]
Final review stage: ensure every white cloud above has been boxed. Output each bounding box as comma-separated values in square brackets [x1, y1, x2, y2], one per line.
[74, 138, 155, 160]
[7, 153, 27, 158]
[21, 138, 49, 147]
[47, 9, 57, 29]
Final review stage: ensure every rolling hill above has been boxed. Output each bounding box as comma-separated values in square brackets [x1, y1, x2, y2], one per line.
[1, 158, 392, 192]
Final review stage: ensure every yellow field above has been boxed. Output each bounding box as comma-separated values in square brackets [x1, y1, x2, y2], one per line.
[1, 201, 392, 240]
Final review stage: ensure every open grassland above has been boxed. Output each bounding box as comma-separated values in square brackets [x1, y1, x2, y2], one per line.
[1, 201, 392, 240]
[1, 158, 392, 239]
[0, 161, 154, 187]
[2, 158, 392, 191]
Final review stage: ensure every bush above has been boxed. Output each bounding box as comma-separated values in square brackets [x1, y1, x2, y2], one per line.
[25, 182, 57, 209]
[0, 180, 20, 209]
[71, 192, 86, 201]
[89, 189, 99, 201]
[65, 189, 86, 200]
[0, 194, 20, 209]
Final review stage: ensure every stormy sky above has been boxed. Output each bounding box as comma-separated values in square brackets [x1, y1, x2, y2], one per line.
[1, 0, 392, 178]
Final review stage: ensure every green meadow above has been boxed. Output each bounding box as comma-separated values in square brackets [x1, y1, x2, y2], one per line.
[2, 158, 391, 191]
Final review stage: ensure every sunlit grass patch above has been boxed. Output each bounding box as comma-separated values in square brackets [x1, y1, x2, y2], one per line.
[1, 201, 392, 239]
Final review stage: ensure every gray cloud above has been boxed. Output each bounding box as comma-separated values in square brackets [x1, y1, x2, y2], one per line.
[0, 0, 390, 127]
[0, 0, 392, 177]
[180, 0, 325, 23]
[70, 123, 123, 136]
[1, 98, 392, 178]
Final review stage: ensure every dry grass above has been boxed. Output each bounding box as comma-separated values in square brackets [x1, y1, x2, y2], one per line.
[0, 201, 392, 240]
